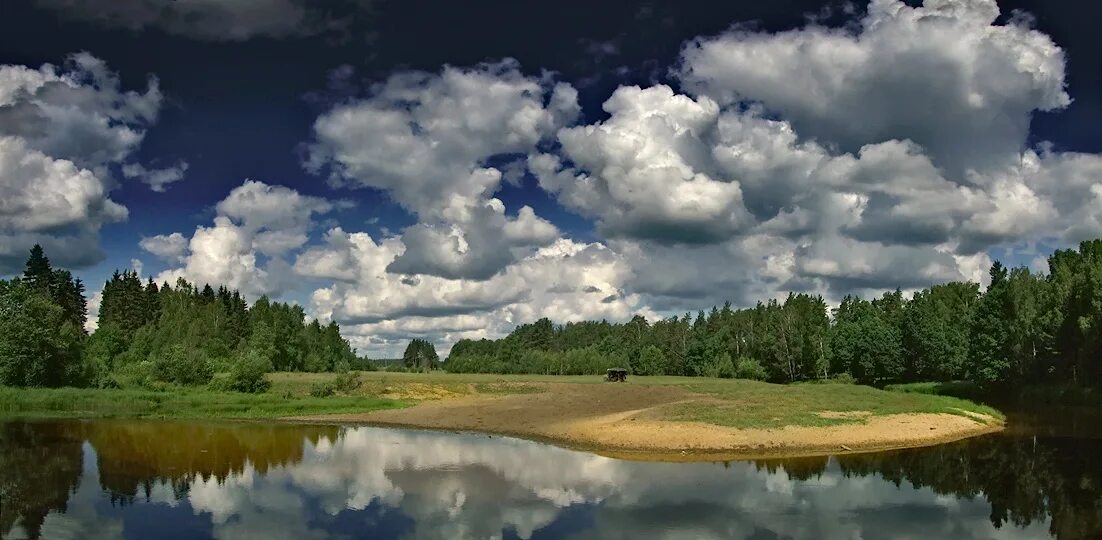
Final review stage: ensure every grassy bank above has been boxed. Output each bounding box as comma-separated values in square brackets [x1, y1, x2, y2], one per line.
[0, 372, 1003, 428]
[676, 379, 1003, 429]
[0, 386, 406, 420]
[888, 380, 1102, 407]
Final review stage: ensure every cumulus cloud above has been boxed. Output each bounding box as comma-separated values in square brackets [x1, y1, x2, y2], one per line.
[0, 53, 176, 274]
[0, 135, 127, 273]
[306, 60, 577, 279]
[33, 0, 374, 42]
[139, 232, 189, 262]
[525, 0, 1102, 308]
[0, 52, 163, 177]
[152, 180, 335, 298]
[78, 0, 1097, 356]
[297, 229, 645, 356]
[678, 0, 1069, 177]
[536, 85, 753, 244]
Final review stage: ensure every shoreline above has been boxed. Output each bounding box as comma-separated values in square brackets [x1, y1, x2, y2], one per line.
[288, 414, 1004, 462]
[288, 382, 1004, 461]
[1, 374, 1006, 461]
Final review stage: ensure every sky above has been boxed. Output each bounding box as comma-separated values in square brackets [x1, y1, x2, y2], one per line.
[2, 0, 1102, 357]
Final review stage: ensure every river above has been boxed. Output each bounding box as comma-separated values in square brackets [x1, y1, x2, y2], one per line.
[2, 407, 1099, 539]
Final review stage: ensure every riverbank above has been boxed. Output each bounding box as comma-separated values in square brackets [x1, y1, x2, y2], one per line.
[287, 373, 1005, 459]
[0, 386, 406, 419]
[0, 372, 1004, 459]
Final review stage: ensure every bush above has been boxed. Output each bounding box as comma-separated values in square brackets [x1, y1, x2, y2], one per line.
[226, 351, 272, 393]
[309, 381, 335, 398]
[110, 361, 155, 389]
[151, 345, 213, 386]
[829, 372, 856, 385]
[333, 371, 361, 393]
[733, 357, 768, 381]
[717, 353, 736, 379]
[309, 371, 361, 398]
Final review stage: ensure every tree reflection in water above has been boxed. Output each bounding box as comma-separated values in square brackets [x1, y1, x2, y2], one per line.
[0, 411, 1098, 539]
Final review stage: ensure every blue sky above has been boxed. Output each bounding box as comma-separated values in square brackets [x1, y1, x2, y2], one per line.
[3, 0, 1102, 356]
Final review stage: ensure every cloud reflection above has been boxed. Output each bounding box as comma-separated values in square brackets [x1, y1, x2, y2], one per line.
[2, 422, 1055, 539]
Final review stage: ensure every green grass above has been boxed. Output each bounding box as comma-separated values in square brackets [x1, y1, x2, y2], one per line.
[664, 379, 1004, 429]
[0, 386, 407, 420]
[887, 380, 1102, 406]
[0, 372, 1006, 430]
[884, 381, 983, 399]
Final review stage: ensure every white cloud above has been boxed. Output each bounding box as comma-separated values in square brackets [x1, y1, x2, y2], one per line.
[94, 0, 1102, 357]
[538, 85, 753, 244]
[678, 0, 1069, 177]
[139, 232, 189, 262]
[152, 180, 335, 298]
[0, 53, 173, 274]
[0, 52, 163, 177]
[121, 161, 189, 192]
[522, 0, 1102, 307]
[299, 229, 646, 355]
[306, 60, 577, 279]
[0, 136, 127, 273]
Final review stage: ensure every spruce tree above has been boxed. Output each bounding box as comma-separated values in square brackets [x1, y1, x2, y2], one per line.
[22, 244, 52, 290]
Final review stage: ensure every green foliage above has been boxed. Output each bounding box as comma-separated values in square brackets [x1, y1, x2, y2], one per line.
[225, 350, 272, 393]
[0, 386, 406, 419]
[445, 345, 626, 375]
[403, 339, 439, 372]
[438, 239, 1102, 392]
[152, 345, 213, 386]
[333, 371, 362, 392]
[309, 381, 335, 398]
[733, 357, 768, 381]
[0, 279, 83, 387]
[307, 371, 362, 398]
[830, 295, 904, 384]
[634, 345, 666, 376]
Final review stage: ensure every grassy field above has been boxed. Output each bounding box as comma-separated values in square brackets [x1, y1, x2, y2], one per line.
[675, 379, 1003, 428]
[0, 371, 1004, 429]
[0, 386, 406, 420]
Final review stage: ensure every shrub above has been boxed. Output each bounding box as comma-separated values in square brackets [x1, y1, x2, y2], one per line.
[734, 357, 768, 381]
[310, 371, 361, 398]
[717, 353, 736, 379]
[333, 371, 361, 393]
[226, 351, 272, 393]
[110, 361, 155, 389]
[829, 372, 856, 385]
[310, 381, 335, 398]
[152, 345, 213, 386]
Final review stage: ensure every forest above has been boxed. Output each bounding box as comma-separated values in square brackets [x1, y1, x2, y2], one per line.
[3, 239, 1101, 394]
[447, 239, 1102, 389]
[0, 246, 359, 393]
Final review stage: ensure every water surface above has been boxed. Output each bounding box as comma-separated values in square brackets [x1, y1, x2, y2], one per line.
[2, 408, 1099, 539]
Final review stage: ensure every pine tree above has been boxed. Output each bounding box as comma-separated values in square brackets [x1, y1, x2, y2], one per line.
[22, 244, 52, 290]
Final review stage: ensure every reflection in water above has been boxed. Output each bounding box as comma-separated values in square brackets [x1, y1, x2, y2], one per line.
[0, 412, 1097, 539]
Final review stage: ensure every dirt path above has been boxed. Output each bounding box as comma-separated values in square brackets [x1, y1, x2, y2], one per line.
[289, 382, 1002, 461]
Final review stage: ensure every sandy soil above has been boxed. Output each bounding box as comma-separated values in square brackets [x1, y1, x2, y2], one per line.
[289, 383, 1002, 461]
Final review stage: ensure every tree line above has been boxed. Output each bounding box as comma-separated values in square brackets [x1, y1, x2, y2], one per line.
[0, 246, 361, 392]
[447, 239, 1102, 388]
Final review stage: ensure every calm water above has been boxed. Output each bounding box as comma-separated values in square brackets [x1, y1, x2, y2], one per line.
[2, 408, 1100, 540]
